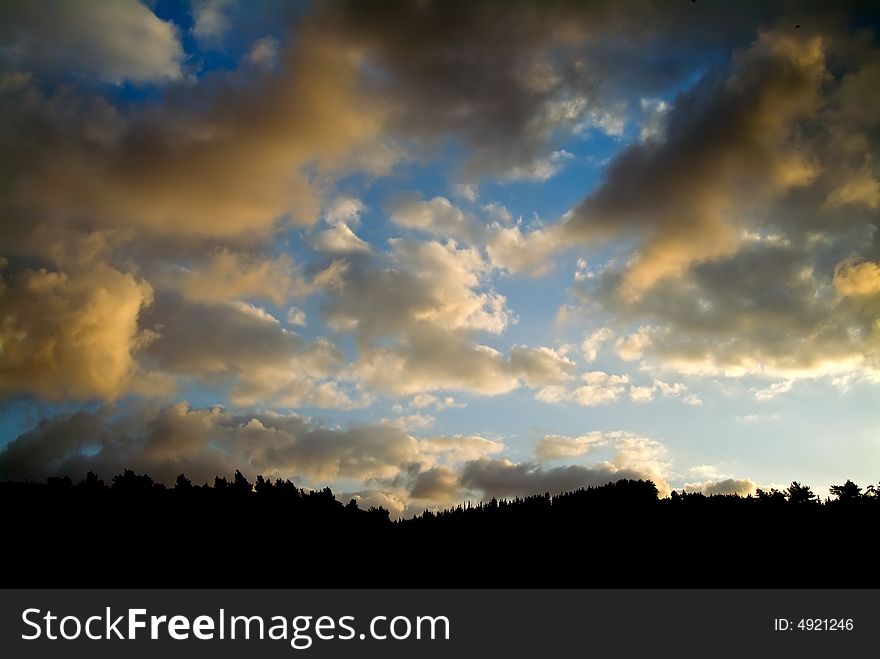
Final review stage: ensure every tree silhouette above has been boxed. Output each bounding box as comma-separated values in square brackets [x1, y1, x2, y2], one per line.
[785, 481, 817, 504]
[175, 473, 193, 490]
[3, 469, 879, 588]
[830, 479, 863, 502]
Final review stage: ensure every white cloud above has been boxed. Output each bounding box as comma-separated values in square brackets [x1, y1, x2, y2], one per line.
[754, 380, 794, 401]
[581, 327, 613, 362]
[535, 432, 610, 460]
[311, 223, 371, 254]
[191, 0, 233, 45]
[389, 195, 483, 242]
[502, 149, 574, 182]
[572, 371, 630, 406]
[487, 222, 567, 275]
[324, 197, 367, 227]
[286, 306, 307, 326]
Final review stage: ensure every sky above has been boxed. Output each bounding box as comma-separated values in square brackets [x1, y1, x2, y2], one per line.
[0, 0, 878, 516]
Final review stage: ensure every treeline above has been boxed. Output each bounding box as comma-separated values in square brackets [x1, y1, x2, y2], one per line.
[4, 470, 879, 588]
[26, 468, 880, 513]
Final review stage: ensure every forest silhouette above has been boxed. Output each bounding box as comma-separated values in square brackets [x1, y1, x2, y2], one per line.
[5, 470, 878, 587]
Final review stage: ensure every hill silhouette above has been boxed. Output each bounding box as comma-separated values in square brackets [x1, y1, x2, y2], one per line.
[4, 470, 878, 587]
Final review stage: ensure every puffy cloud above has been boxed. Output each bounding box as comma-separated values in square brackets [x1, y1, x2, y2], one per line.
[560, 29, 880, 383]
[0, 403, 478, 481]
[461, 440, 671, 499]
[380, 414, 436, 431]
[834, 258, 880, 297]
[581, 327, 613, 362]
[571, 372, 630, 405]
[602, 240, 880, 379]
[191, 0, 233, 45]
[172, 250, 305, 305]
[0, 403, 417, 485]
[502, 149, 573, 182]
[487, 223, 567, 275]
[245, 36, 281, 69]
[825, 165, 880, 209]
[535, 432, 609, 460]
[318, 237, 590, 397]
[138, 293, 359, 409]
[313, 0, 785, 180]
[286, 306, 307, 327]
[1, 30, 388, 250]
[326, 240, 510, 337]
[566, 32, 826, 300]
[409, 394, 465, 411]
[614, 327, 655, 362]
[0, 261, 158, 401]
[323, 197, 367, 227]
[416, 435, 505, 463]
[510, 346, 576, 386]
[409, 466, 460, 502]
[0, 0, 185, 83]
[638, 97, 669, 142]
[311, 223, 371, 254]
[629, 385, 656, 402]
[389, 195, 484, 243]
[353, 330, 520, 396]
[685, 478, 758, 497]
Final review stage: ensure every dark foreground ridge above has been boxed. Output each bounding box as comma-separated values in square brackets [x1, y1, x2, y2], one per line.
[4, 471, 878, 587]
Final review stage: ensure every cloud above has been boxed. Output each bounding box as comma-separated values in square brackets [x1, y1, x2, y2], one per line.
[0, 261, 158, 401]
[510, 346, 576, 386]
[581, 327, 613, 362]
[416, 435, 505, 463]
[389, 195, 484, 243]
[566, 31, 826, 300]
[353, 329, 520, 396]
[409, 394, 465, 411]
[754, 380, 794, 401]
[487, 223, 567, 275]
[560, 29, 880, 383]
[685, 478, 757, 496]
[172, 249, 305, 305]
[834, 258, 880, 297]
[0, 403, 420, 485]
[286, 306, 307, 327]
[326, 239, 511, 337]
[313, 0, 789, 180]
[629, 385, 655, 402]
[502, 149, 573, 182]
[461, 460, 626, 499]
[380, 414, 436, 431]
[536, 371, 689, 408]
[535, 432, 610, 460]
[0, 403, 502, 511]
[311, 223, 371, 254]
[320, 238, 582, 397]
[244, 35, 281, 69]
[138, 293, 358, 409]
[323, 197, 367, 227]
[0, 0, 185, 83]
[1, 29, 388, 252]
[409, 466, 460, 502]
[453, 183, 479, 203]
[191, 0, 233, 46]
